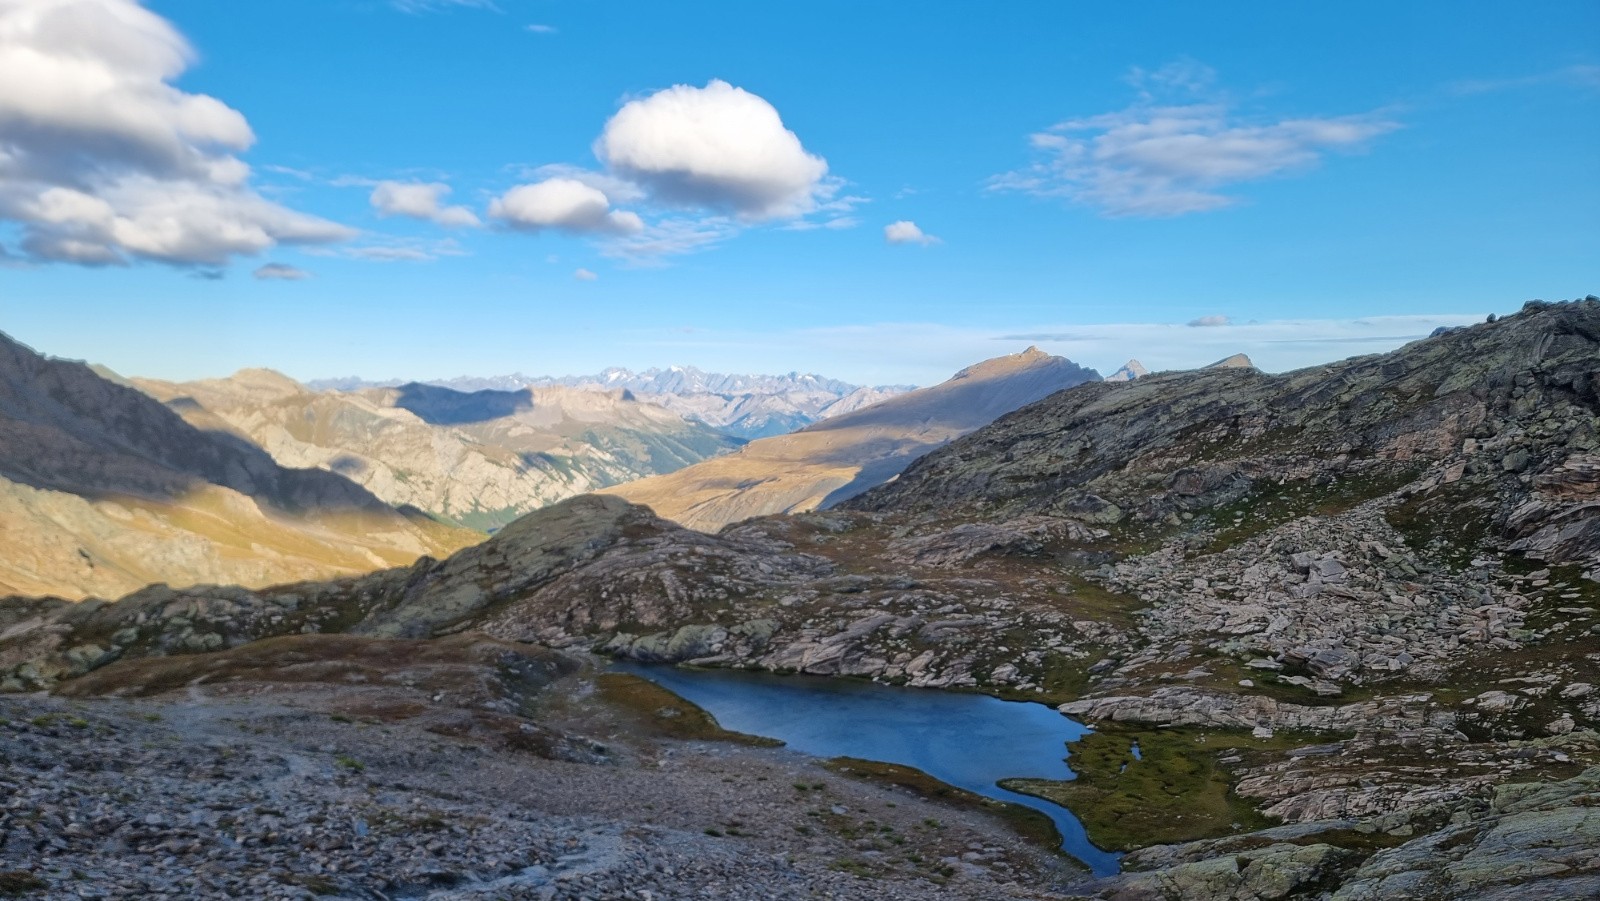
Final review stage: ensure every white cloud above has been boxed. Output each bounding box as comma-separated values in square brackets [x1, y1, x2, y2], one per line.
[514, 163, 646, 203]
[992, 64, 1397, 217]
[1188, 314, 1230, 327]
[253, 262, 309, 280]
[1450, 64, 1600, 95]
[495, 81, 846, 261]
[594, 79, 829, 221]
[488, 177, 643, 235]
[370, 181, 480, 227]
[1125, 58, 1217, 98]
[884, 220, 939, 246]
[0, 0, 353, 267]
[525, 23, 556, 34]
[599, 216, 737, 265]
[312, 236, 467, 262]
[572, 267, 597, 281]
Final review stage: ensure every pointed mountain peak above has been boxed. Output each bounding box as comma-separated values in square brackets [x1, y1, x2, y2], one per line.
[1105, 359, 1149, 382]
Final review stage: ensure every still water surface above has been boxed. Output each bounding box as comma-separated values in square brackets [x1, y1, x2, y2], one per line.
[615, 663, 1122, 876]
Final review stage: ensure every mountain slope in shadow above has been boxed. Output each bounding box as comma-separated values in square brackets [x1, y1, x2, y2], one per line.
[0, 332, 476, 599]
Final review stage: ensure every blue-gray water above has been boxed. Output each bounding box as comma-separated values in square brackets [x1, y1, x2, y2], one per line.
[614, 663, 1121, 876]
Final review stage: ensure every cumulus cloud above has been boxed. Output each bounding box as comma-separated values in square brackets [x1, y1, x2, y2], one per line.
[991, 64, 1397, 217]
[514, 163, 646, 203]
[488, 177, 643, 235]
[884, 220, 939, 246]
[253, 262, 309, 280]
[594, 79, 829, 221]
[494, 80, 842, 260]
[370, 181, 480, 227]
[572, 267, 597, 281]
[0, 0, 353, 267]
[1188, 314, 1230, 327]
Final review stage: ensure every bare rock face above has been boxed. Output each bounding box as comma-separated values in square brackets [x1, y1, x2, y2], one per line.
[0, 332, 476, 600]
[133, 371, 740, 531]
[849, 298, 1600, 575]
[604, 347, 1100, 531]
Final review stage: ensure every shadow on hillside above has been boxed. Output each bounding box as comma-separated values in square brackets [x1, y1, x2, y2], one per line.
[393, 383, 533, 425]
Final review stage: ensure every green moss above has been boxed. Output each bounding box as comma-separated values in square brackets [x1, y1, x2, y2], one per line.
[0, 872, 46, 897]
[1384, 482, 1496, 569]
[283, 874, 340, 896]
[1000, 726, 1306, 851]
[1204, 467, 1421, 554]
[595, 673, 782, 747]
[822, 757, 1063, 852]
[1056, 577, 1143, 627]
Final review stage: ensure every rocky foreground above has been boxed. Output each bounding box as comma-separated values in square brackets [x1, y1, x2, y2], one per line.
[3, 298, 1599, 899]
[1, 638, 1076, 900]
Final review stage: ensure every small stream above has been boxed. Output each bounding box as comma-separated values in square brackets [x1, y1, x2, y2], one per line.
[615, 663, 1121, 876]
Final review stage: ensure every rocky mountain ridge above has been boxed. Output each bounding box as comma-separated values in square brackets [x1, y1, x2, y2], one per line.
[133, 370, 739, 531]
[310, 367, 918, 440]
[0, 332, 475, 600]
[601, 347, 1101, 531]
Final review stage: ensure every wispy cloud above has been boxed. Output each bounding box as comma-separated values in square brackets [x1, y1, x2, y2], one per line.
[600, 216, 740, 265]
[253, 262, 310, 280]
[390, 0, 500, 13]
[308, 236, 467, 263]
[525, 23, 557, 34]
[1449, 64, 1600, 96]
[573, 267, 597, 281]
[991, 61, 1398, 217]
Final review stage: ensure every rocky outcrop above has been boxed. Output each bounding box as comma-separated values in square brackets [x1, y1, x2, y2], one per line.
[1330, 767, 1600, 900]
[850, 299, 1600, 576]
[1057, 687, 1450, 734]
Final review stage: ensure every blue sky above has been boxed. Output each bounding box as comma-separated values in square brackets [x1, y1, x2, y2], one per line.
[1, 0, 1596, 385]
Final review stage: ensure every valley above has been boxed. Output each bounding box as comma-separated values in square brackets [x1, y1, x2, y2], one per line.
[3, 2, 1590, 897]
[1, 299, 1596, 897]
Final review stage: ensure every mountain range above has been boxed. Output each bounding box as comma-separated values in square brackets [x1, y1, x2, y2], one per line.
[310, 367, 916, 439]
[132, 370, 739, 531]
[3, 298, 1596, 900]
[603, 347, 1101, 531]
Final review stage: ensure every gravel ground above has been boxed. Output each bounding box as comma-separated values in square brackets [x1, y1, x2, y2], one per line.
[0, 685, 1084, 901]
